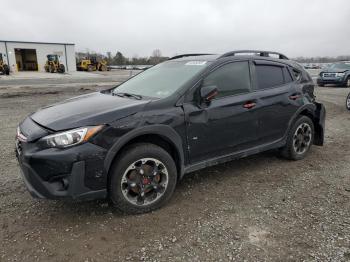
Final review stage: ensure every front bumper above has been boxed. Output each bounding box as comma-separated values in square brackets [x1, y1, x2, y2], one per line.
[16, 140, 108, 200]
[317, 77, 347, 86]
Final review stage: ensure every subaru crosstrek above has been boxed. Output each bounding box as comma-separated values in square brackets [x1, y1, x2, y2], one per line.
[317, 62, 350, 87]
[16, 50, 326, 214]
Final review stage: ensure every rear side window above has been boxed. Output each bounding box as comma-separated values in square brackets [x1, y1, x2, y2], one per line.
[202, 61, 251, 98]
[255, 65, 284, 89]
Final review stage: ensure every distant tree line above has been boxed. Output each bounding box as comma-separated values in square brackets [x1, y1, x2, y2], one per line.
[76, 49, 169, 65]
[293, 55, 350, 63]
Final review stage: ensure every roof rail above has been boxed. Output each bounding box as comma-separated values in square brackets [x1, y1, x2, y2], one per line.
[168, 53, 214, 60]
[218, 50, 289, 60]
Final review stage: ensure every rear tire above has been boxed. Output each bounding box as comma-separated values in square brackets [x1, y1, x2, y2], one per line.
[108, 143, 177, 214]
[58, 64, 65, 73]
[280, 116, 314, 160]
[346, 93, 350, 110]
[3, 65, 9, 75]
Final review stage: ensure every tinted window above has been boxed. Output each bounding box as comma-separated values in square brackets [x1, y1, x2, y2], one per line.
[202, 62, 251, 98]
[255, 65, 284, 89]
[283, 67, 293, 83]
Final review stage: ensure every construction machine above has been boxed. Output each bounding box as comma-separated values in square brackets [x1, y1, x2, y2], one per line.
[44, 54, 65, 73]
[0, 53, 10, 75]
[76, 56, 108, 72]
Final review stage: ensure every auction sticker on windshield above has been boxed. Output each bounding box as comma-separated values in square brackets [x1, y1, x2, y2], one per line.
[185, 61, 207, 66]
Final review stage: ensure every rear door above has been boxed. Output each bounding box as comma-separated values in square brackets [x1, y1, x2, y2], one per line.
[252, 60, 300, 144]
[183, 61, 260, 163]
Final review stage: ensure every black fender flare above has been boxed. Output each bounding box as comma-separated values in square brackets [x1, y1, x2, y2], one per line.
[288, 104, 316, 129]
[285, 103, 325, 145]
[104, 124, 185, 178]
[346, 71, 350, 79]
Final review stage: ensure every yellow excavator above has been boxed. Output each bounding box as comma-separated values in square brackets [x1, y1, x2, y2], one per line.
[76, 56, 108, 72]
[0, 53, 10, 75]
[44, 54, 65, 73]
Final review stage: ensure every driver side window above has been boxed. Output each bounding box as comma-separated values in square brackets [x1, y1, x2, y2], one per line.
[202, 61, 251, 98]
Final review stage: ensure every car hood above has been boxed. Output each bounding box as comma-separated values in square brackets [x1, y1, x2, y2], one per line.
[30, 92, 149, 131]
[322, 68, 349, 73]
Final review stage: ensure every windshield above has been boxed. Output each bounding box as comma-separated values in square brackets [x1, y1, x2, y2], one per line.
[329, 63, 350, 70]
[113, 60, 209, 98]
[47, 55, 56, 61]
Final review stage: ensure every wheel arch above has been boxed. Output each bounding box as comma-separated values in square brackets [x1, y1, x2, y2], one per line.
[346, 74, 350, 87]
[104, 125, 185, 183]
[287, 104, 325, 146]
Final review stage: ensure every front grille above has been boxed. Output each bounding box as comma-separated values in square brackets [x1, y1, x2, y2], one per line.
[323, 73, 336, 77]
[15, 139, 22, 155]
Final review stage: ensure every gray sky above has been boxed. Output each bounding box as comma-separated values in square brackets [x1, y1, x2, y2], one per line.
[3, 0, 350, 57]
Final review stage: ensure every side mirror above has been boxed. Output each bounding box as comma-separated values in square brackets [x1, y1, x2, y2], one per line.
[200, 85, 218, 103]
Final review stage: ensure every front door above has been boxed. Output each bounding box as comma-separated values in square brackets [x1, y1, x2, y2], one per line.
[183, 61, 259, 164]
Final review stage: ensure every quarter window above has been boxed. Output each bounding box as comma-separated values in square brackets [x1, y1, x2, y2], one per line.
[292, 69, 302, 81]
[255, 65, 284, 90]
[202, 61, 251, 98]
[283, 67, 293, 83]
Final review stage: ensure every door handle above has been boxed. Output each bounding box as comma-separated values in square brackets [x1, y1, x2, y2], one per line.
[289, 94, 301, 100]
[243, 101, 256, 109]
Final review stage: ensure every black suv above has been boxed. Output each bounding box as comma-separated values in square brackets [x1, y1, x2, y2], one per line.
[317, 62, 350, 87]
[16, 50, 325, 214]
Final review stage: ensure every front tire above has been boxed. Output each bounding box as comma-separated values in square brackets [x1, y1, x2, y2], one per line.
[345, 77, 350, 88]
[49, 64, 55, 73]
[108, 143, 177, 214]
[346, 93, 350, 110]
[280, 116, 314, 160]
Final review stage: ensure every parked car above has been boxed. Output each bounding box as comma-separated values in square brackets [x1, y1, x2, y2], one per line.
[304, 64, 321, 69]
[16, 50, 325, 214]
[347, 92, 350, 110]
[317, 62, 350, 87]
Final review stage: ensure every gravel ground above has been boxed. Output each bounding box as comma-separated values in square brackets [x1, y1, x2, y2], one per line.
[0, 85, 350, 261]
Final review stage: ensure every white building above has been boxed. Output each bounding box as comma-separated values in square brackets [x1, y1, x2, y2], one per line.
[0, 40, 76, 72]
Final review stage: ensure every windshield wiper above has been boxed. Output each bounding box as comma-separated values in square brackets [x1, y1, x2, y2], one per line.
[113, 92, 142, 100]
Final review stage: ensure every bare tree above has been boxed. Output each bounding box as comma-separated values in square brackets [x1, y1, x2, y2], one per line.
[150, 49, 163, 64]
[152, 49, 162, 58]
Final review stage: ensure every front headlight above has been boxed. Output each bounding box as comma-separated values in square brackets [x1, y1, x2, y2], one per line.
[41, 125, 104, 148]
[336, 72, 345, 77]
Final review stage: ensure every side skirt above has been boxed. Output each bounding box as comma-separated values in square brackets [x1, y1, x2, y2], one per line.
[184, 139, 285, 174]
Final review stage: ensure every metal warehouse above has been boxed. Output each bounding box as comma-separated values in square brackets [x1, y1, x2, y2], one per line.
[0, 40, 76, 73]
